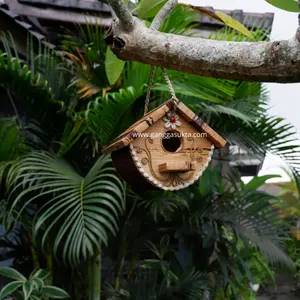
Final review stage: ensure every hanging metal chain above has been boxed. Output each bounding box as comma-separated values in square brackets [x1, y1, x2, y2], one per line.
[144, 67, 180, 115]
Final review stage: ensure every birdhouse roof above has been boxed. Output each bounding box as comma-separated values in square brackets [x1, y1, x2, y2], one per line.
[103, 99, 226, 153]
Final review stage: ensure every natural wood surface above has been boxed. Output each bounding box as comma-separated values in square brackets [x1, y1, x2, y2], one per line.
[103, 98, 226, 153]
[106, 10, 300, 83]
[159, 161, 196, 173]
[105, 98, 226, 190]
[130, 117, 214, 190]
[176, 101, 226, 148]
[103, 99, 174, 153]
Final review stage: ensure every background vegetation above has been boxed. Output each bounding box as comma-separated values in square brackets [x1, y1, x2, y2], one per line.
[0, 1, 300, 299]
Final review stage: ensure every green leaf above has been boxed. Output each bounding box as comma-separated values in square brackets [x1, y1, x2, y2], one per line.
[0, 118, 24, 161]
[199, 165, 221, 196]
[159, 234, 170, 258]
[138, 0, 167, 18]
[23, 281, 32, 300]
[31, 269, 51, 280]
[0, 281, 23, 299]
[31, 296, 42, 300]
[215, 11, 254, 38]
[9, 152, 125, 265]
[0, 267, 26, 281]
[253, 254, 276, 286]
[105, 47, 125, 86]
[85, 87, 139, 146]
[31, 278, 44, 291]
[42, 286, 70, 298]
[246, 174, 281, 190]
[265, 0, 300, 12]
[140, 259, 161, 269]
[184, 4, 253, 38]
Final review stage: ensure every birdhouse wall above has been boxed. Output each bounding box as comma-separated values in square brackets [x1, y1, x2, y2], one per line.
[129, 117, 214, 191]
[111, 146, 156, 192]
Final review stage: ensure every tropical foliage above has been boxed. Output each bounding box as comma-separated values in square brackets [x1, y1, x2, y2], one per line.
[0, 267, 69, 300]
[0, 1, 299, 299]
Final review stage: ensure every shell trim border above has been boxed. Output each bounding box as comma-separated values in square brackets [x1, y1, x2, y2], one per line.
[129, 143, 215, 191]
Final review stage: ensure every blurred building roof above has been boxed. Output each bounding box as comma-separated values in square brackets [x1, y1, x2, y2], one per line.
[0, 0, 274, 45]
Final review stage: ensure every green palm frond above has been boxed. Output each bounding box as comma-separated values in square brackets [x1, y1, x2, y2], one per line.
[168, 268, 209, 300]
[7, 152, 126, 265]
[0, 49, 66, 146]
[22, 119, 49, 151]
[122, 62, 151, 94]
[0, 33, 75, 136]
[227, 193, 292, 266]
[202, 186, 293, 267]
[209, 18, 271, 42]
[60, 16, 105, 55]
[0, 51, 54, 103]
[152, 71, 268, 121]
[153, 74, 239, 105]
[197, 103, 255, 125]
[257, 117, 300, 173]
[0, 117, 25, 162]
[0, 117, 28, 182]
[132, 190, 188, 222]
[60, 17, 109, 99]
[160, 5, 199, 35]
[32, 45, 72, 104]
[171, 169, 294, 273]
[1, 31, 76, 106]
[83, 86, 141, 146]
[228, 115, 300, 183]
[57, 119, 87, 157]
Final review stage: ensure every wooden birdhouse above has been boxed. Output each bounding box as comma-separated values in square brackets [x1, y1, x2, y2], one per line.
[103, 99, 226, 191]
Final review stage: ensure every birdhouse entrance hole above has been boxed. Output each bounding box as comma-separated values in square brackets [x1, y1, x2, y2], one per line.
[162, 130, 182, 152]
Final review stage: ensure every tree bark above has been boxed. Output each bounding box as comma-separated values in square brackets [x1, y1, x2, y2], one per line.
[105, 17, 300, 83]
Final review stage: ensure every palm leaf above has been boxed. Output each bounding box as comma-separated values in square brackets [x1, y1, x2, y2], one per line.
[60, 17, 109, 98]
[159, 5, 199, 35]
[0, 117, 25, 162]
[7, 152, 126, 265]
[0, 51, 54, 104]
[0, 117, 29, 185]
[228, 116, 300, 190]
[168, 268, 209, 300]
[173, 170, 294, 275]
[83, 86, 141, 146]
[208, 183, 293, 267]
[134, 190, 188, 222]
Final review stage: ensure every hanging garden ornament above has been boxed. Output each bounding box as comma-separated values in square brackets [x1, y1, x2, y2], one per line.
[163, 112, 181, 129]
[103, 98, 226, 192]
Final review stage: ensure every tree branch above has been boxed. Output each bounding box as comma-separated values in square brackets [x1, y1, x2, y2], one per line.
[105, 17, 300, 83]
[151, 0, 178, 30]
[106, 0, 133, 30]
